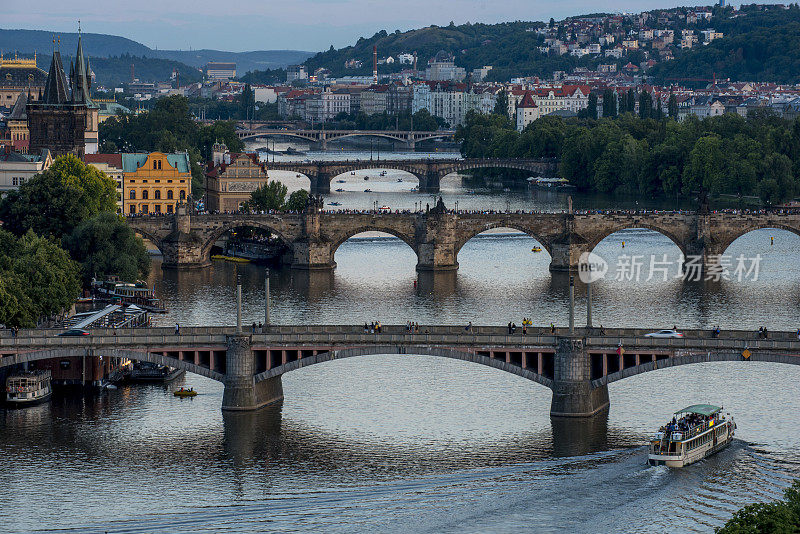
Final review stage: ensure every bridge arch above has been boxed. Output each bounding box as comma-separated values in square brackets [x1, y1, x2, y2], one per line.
[717, 225, 800, 257]
[330, 226, 418, 256]
[239, 131, 319, 144]
[200, 221, 297, 263]
[253, 345, 554, 389]
[131, 228, 167, 256]
[594, 350, 800, 388]
[326, 132, 408, 145]
[586, 225, 690, 258]
[1, 347, 226, 382]
[454, 224, 555, 259]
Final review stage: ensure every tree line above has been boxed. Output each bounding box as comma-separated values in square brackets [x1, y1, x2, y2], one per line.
[456, 108, 800, 205]
[0, 156, 150, 328]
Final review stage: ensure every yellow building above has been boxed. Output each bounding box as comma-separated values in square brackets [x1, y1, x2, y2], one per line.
[122, 152, 191, 214]
[86, 152, 191, 214]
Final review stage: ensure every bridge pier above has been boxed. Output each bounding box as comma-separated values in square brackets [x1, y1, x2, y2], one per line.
[550, 337, 609, 418]
[419, 171, 441, 194]
[222, 334, 283, 411]
[310, 173, 331, 195]
[416, 211, 458, 271]
[548, 240, 585, 273]
[159, 206, 211, 269]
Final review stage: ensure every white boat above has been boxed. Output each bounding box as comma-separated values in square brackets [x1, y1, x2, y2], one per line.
[5, 370, 52, 406]
[648, 405, 735, 467]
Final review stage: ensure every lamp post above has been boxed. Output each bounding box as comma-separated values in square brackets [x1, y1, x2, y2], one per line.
[264, 268, 271, 326]
[569, 276, 575, 335]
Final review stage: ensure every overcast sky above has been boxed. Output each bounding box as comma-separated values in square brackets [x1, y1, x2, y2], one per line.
[2, 0, 781, 52]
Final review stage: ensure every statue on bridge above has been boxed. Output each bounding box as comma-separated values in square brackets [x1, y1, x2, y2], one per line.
[430, 197, 448, 215]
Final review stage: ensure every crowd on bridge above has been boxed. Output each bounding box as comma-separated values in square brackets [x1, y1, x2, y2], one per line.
[123, 207, 800, 218]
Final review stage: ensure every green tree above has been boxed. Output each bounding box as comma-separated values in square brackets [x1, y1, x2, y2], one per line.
[493, 89, 509, 117]
[683, 135, 727, 195]
[639, 90, 653, 119]
[668, 92, 679, 119]
[627, 88, 636, 113]
[717, 480, 800, 533]
[0, 154, 117, 238]
[585, 93, 598, 119]
[285, 189, 310, 211]
[64, 212, 151, 287]
[246, 181, 288, 212]
[0, 229, 80, 327]
[602, 89, 618, 118]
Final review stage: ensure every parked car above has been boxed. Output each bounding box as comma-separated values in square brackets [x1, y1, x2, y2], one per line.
[58, 328, 91, 337]
[645, 329, 684, 338]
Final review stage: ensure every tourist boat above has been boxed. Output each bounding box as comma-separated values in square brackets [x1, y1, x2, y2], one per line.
[379, 205, 391, 212]
[92, 277, 166, 313]
[5, 370, 52, 406]
[129, 362, 184, 383]
[648, 405, 735, 467]
[173, 387, 197, 398]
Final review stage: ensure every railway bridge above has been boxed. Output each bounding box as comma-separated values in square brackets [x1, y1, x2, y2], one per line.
[259, 158, 557, 194]
[2, 326, 798, 417]
[126, 206, 800, 272]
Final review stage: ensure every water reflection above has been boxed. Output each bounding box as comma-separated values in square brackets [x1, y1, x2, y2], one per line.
[550, 413, 610, 457]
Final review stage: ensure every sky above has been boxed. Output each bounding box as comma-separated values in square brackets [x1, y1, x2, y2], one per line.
[1, 0, 783, 52]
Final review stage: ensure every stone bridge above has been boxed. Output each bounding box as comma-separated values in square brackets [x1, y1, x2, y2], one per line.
[262, 158, 556, 194]
[126, 208, 800, 272]
[236, 128, 455, 152]
[2, 325, 798, 417]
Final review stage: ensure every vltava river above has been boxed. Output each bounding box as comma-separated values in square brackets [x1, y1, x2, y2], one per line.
[1, 150, 799, 532]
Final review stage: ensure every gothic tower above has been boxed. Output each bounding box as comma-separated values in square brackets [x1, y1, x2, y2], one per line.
[27, 33, 99, 158]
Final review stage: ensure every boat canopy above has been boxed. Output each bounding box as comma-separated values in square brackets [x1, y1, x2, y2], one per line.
[675, 404, 722, 417]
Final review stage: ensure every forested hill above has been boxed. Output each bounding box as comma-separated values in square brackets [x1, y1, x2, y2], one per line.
[304, 22, 571, 81]
[305, 5, 800, 83]
[650, 6, 800, 84]
[0, 29, 313, 74]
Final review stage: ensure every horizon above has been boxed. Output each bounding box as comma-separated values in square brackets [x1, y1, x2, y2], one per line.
[2, 0, 787, 54]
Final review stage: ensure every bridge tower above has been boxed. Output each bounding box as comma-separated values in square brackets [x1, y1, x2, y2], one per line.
[159, 203, 210, 269]
[550, 337, 609, 418]
[310, 164, 332, 195]
[416, 201, 459, 271]
[222, 334, 283, 411]
[291, 203, 336, 270]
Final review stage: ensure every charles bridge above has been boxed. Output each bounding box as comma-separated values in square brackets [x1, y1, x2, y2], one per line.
[234, 127, 455, 152]
[2, 325, 798, 417]
[126, 206, 800, 272]
[259, 157, 557, 194]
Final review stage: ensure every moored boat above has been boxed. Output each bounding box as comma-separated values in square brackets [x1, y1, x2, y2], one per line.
[648, 404, 735, 467]
[174, 387, 197, 398]
[5, 370, 52, 406]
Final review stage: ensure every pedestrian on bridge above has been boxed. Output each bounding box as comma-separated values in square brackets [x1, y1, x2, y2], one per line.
[175, 323, 180, 335]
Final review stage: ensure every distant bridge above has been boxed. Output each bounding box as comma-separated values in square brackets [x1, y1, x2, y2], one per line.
[3, 325, 798, 417]
[235, 128, 455, 150]
[249, 158, 556, 194]
[126, 208, 800, 272]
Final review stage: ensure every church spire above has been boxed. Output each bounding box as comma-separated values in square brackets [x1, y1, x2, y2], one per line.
[71, 23, 93, 105]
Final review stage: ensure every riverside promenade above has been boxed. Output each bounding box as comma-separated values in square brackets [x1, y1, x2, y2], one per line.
[2, 325, 798, 417]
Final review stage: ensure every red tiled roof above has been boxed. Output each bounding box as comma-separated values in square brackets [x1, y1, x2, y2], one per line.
[518, 92, 537, 108]
[84, 153, 123, 169]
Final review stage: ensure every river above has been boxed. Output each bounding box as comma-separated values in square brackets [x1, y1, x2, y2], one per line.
[1, 148, 799, 533]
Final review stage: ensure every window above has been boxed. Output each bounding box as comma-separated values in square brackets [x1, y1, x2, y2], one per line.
[142, 190, 149, 200]
[129, 190, 136, 200]
[141, 204, 148, 213]
[167, 190, 173, 200]
[154, 190, 161, 200]
[129, 205, 136, 214]
[167, 204, 173, 213]
[179, 190, 186, 200]
[152, 160, 162, 170]
[155, 204, 161, 213]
